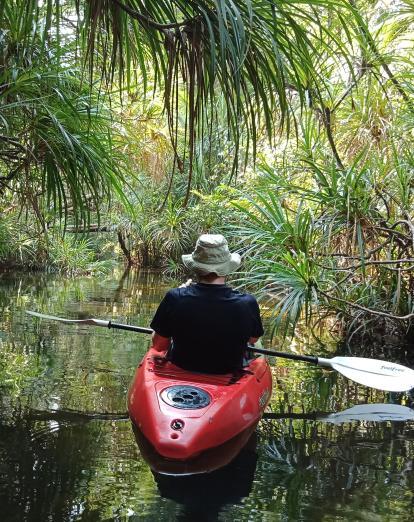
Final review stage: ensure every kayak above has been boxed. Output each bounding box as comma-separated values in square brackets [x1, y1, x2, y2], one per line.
[132, 419, 258, 475]
[128, 348, 272, 462]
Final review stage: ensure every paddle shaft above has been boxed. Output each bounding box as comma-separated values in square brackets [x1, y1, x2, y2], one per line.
[107, 321, 153, 335]
[248, 346, 318, 364]
[107, 322, 318, 364]
[105, 322, 318, 363]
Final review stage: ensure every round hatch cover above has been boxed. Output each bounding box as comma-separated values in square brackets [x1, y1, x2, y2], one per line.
[160, 385, 211, 409]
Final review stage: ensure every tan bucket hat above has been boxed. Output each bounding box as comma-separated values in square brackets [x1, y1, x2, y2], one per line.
[182, 234, 241, 276]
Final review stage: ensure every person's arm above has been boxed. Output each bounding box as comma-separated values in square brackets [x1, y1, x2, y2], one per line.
[150, 290, 175, 353]
[151, 332, 171, 352]
[248, 296, 264, 345]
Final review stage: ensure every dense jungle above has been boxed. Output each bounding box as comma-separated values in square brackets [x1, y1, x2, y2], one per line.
[2, 2, 414, 521]
[2, 1, 414, 348]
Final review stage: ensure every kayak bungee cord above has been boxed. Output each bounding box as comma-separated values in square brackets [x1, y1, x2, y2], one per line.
[26, 310, 414, 392]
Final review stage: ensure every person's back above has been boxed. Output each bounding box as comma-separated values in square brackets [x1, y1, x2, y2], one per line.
[150, 234, 264, 374]
[151, 281, 263, 373]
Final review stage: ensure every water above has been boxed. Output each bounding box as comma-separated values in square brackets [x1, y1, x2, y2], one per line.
[1, 268, 414, 521]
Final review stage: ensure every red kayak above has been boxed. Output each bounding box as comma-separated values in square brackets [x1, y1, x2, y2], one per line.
[128, 348, 272, 461]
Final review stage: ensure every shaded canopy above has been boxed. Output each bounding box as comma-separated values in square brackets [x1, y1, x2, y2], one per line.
[0, 0, 366, 213]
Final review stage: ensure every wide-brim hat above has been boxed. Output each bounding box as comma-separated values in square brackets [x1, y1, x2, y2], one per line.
[182, 234, 241, 276]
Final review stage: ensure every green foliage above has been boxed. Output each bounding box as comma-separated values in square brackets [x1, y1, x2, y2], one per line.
[233, 194, 316, 256]
[0, 214, 38, 267]
[2, 0, 367, 203]
[115, 179, 236, 276]
[225, 0, 414, 339]
[0, 210, 114, 274]
[48, 235, 116, 275]
[0, 214, 19, 262]
[232, 145, 414, 338]
[0, 341, 41, 397]
[0, 3, 130, 227]
[232, 192, 321, 334]
[1, 0, 414, 342]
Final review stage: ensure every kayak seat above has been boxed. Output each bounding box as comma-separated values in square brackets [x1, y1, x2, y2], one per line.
[149, 355, 251, 386]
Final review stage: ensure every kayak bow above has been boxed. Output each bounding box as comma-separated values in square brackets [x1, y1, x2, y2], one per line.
[128, 348, 272, 460]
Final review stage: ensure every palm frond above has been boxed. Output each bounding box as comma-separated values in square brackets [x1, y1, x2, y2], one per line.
[0, 8, 131, 226]
[5, 0, 363, 200]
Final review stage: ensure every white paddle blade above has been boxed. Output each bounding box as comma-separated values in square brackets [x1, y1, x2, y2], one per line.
[318, 356, 414, 392]
[26, 310, 109, 328]
[323, 403, 414, 424]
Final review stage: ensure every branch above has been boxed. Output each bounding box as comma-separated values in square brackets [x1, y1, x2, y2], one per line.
[313, 106, 345, 169]
[316, 239, 390, 259]
[65, 225, 112, 233]
[332, 65, 368, 113]
[392, 220, 414, 250]
[319, 289, 414, 321]
[317, 258, 414, 272]
[0, 134, 30, 152]
[321, 107, 345, 169]
[374, 225, 410, 248]
[117, 230, 132, 266]
[0, 165, 23, 184]
[110, 0, 194, 31]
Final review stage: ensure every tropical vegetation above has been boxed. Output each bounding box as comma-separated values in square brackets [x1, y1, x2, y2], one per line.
[1, 0, 414, 342]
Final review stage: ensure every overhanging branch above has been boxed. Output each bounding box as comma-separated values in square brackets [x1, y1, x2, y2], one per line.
[319, 289, 414, 321]
[110, 0, 194, 31]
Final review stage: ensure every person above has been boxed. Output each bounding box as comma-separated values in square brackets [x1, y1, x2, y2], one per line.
[150, 234, 264, 374]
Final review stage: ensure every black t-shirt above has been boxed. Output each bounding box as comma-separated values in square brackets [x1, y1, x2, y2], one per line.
[150, 283, 264, 374]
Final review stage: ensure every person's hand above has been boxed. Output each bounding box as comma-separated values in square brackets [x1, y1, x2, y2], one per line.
[179, 278, 193, 288]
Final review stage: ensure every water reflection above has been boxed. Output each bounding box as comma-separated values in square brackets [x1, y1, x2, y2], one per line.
[257, 419, 414, 521]
[153, 439, 258, 522]
[1, 268, 414, 521]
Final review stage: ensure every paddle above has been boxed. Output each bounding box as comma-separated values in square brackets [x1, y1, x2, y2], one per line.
[262, 403, 414, 423]
[26, 310, 414, 392]
[26, 310, 153, 334]
[250, 346, 414, 393]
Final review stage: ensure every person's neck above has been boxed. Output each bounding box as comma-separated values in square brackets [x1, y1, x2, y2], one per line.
[198, 275, 226, 285]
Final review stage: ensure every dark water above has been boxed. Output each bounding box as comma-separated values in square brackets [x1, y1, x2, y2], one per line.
[1, 269, 414, 521]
